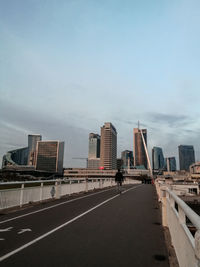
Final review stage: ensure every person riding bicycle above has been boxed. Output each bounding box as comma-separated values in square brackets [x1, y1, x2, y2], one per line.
[115, 169, 124, 194]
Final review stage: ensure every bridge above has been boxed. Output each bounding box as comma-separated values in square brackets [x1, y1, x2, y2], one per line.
[0, 179, 200, 266]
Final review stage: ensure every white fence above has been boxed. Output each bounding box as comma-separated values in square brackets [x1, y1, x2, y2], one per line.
[0, 178, 138, 210]
[156, 182, 200, 267]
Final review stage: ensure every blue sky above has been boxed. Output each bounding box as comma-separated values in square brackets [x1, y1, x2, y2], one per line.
[1, 0, 200, 168]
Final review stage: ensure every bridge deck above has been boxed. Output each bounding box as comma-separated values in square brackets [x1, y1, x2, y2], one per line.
[0, 184, 169, 266]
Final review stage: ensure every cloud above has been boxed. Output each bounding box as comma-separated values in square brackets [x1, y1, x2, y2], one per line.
[147, 112, 193, 127]
[0, 100, 90, 168]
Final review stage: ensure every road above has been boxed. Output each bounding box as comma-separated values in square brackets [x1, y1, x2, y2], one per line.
[0, 184, 169, 266]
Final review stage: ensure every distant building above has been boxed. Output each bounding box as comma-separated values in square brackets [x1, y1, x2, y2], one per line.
[121, 150, 133, 169]
[88, 159, 100, 169]
[36, 141, 64, 174]
[28, 134, 42, 166]
[178, 145, 195, 171]
[166, 157, 176, 172]
[190, 162, 200, 174]
[152, 147, 164, 170]
[2, 147, 28, 168]
[117, 158, 122, 169]
[88, 133, 100, 169]
[100, 122, 117, 170]
[88, 133, 100, 159]
[133, 128, 147, 169]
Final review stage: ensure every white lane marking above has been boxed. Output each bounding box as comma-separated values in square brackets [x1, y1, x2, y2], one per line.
[18, 229, 32, 235]
[0, 184, 142, 262]
[0, 187, 117, 224]
[0, 238, 5, 241]
[0, 227, 13, 232]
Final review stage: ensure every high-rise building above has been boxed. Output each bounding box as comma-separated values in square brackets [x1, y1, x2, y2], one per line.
[36, 141, 64, 174]
[117, 158, 122, 169]
[152, 147, 164, 170]
[88, 133, 100, 159]
[178, 145, 195, 171]
[88, 133, 101, 169]
[28, 134, 42, 165]
[121, 150, 133, 169]
[133, 128, 147, 169]
[166, 157, 176, 172]
[100, 122, 117, 170]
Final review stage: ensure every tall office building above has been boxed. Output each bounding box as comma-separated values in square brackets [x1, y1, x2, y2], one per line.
[88, 133, 101, 169]
[133, 128, 147, 169]
[88, 133, 100, 158]
[178, 145, 195, 171]
[100, 122, 117, 170]
[152, 147, 164, 170]
[36, 141, 64, 174]
[166, 157, 176, 172]
[28, 134, 42, 165]
[121, 150, 133, 169]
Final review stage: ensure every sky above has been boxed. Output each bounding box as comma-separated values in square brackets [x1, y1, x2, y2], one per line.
[1, 0, 200, 168]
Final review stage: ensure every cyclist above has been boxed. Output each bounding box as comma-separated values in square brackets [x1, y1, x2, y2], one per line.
[115, 169, 124, 194]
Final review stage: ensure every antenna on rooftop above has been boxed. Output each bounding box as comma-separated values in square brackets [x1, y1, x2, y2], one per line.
[138, 120, 140, 129]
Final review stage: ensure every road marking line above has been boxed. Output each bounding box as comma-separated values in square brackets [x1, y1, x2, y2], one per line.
[0, 186, 122, 224]
[0, 227, 13, 232]
[0, 184, 142, 262]
[18, 229, 32, 235]
[0, 238, 5, 241]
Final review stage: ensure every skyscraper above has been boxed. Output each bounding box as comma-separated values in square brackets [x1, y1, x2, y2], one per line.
[88, 133, 100, 158]
[133, 128, 147, 169]
[121, 150, 133, 169]
[100, 122, 117, 170]
[88, 133, 101, 169]
[36, 141, 64, 174]
[28, 134, 42, 165]
[166, 157, 176, 172]
[178, 145, 195, 171]
[152, 147, 164, 170]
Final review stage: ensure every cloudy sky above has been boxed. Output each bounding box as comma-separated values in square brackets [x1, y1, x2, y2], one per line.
[1, 0, 200, 168]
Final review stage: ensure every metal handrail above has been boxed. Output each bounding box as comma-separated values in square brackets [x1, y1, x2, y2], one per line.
[166, 188, 200, 230]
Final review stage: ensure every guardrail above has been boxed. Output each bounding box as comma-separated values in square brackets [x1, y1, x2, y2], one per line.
[156, 181, 200, 267]
[0, 178, 138, 211]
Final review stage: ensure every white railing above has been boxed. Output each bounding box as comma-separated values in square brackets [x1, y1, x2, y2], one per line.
[156, 182, 200, 267]
[0, 178, 138, 210]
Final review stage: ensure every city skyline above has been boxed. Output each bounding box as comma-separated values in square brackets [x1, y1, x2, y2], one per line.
[1, 1, 200, 167]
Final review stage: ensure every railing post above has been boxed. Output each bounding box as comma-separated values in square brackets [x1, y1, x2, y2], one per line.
[195, 230, 200, 263]
[69, 180, 72, 196]
[55, 180, 61, 199]
[179, 207, 186, 224]
[170, 194, 175, 208]
[161, 189, 168, 227]
[85, 178, 88, 193]
[40, 182, 43, 201]
[20, 183, 24, 207]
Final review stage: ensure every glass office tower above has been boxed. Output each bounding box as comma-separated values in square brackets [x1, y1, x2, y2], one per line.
[121, 150, 133, 169]
[178, 145, 195, 171]
[88, 133, 101, 169]
[152, 147, 164, 170]
[88, 133, 100, 158]
[28, 134, 42, 165]
[36, 141, 64, 174]
[166, 157, 176, 171]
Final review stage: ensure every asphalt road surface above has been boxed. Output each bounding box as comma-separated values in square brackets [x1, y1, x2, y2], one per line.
[0, 184, 169, 267]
